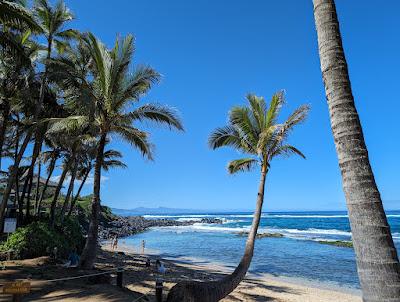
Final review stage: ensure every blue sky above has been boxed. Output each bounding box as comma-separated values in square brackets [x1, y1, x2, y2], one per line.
[56, 0, 400, 211]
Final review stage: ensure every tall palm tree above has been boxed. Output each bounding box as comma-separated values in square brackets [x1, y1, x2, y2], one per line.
[21, 0, 78, 220]
[0, 0, 77, 228]
[312, 1, 400, 301]
[50, 33, 183, 268]
[167, 93, 308, 301]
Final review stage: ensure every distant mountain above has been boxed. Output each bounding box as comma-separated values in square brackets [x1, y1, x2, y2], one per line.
[111, 207, 246, 216]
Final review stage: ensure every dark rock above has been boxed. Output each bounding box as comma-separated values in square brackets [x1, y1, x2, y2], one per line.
[98, 215, 223, 240]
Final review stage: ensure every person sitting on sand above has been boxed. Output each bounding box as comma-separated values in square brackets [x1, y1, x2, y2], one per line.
[146, 258, 151, 268]
[63, 248, 80, 267]
[156, 259, 167, 274]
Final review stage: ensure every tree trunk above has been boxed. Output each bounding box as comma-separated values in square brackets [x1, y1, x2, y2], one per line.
[49, 161, 71, 226]
[22, 131, 44, 222]
[24, 174, 33, 223]
[80, 133, 107, 269]
[59, 160, 78, 223]
[68, 166, 91, 217]
[0, 31, 52, 230]
[167, 166, 268, 302]
[0, 101, 10, 171]
[0, 130, 32, 230]
[36, 155, 57, 216]
[312, 1, 400, 301]
[34, 156, 42, 213]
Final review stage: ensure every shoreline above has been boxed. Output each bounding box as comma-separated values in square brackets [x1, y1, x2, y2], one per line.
[104, 241, 362, 301]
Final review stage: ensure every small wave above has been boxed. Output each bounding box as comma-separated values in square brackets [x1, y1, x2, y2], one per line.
[265, 215, 349, 218]
[224, 214, 349, 219]
[276, 228, 351, 237]
[176, 218, 203, 222]
[143, 214, 222, 219]
[158, 224, 351, 237]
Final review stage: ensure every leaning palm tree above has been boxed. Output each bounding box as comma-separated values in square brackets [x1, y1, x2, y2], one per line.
[49, 33, 183, 269]
[167, 92, 309, 301]
[312, 1, 400, 301]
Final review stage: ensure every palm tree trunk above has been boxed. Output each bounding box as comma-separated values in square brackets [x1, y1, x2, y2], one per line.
[49, 161, 71, 226]
[59, 160, 78, 223]
[0, 101, 10, 171]
[0, 130, 32, 230]
[80, 133, 107, 269]
[167, 166, 268, 302]
[36, 155, 57, 216]
[68, 166, 91, 217]
[20, 131, 44, 222]
[24, 174, 34, 223]
[312, 1, 400, 301]
[0, 35, 51, 229]
[34, 157, 42, 213]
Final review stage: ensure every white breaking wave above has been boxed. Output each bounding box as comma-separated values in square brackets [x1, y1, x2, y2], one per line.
[157, 224, 351, 237]
[265, 215, 349, 218]
[142, 213, 399, 219]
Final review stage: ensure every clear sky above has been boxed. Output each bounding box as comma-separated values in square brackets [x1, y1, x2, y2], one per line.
[55, 0, 400, 211]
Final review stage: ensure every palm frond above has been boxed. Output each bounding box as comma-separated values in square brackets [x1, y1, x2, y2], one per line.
[271, 145, 306, 159]
[229, 106, 258, 148]
[209, 125, 248, 151]
[228, 158, 259, 174]
[125, 104, 183, 130]
[0, 1, 41, 31]
[112, 125, 153, 160]
[46, 115, 90, 134]
[102, 159, 127, 171]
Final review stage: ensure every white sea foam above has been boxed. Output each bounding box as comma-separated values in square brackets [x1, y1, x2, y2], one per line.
[157, 224, 351, 238]
[265, 215, 349, 218]
[275, 228, 351, 236]
[144, 213, 400, 219]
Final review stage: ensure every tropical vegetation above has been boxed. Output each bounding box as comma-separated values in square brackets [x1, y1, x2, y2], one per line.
[1, 1, 398, 302]
[0, 0, 183, 270]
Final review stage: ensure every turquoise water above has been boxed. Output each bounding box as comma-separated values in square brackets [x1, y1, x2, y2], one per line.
[121, 211, 400, 289]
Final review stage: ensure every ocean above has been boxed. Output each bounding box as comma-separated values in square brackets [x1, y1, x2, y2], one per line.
[119, 211, 400, 289]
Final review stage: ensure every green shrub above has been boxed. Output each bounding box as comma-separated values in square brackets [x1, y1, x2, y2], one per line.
[0, 219, 84, 260]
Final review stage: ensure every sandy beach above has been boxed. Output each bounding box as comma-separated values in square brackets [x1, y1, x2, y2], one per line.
[0, 242, 362, 302]
[106, 242, 362, 302]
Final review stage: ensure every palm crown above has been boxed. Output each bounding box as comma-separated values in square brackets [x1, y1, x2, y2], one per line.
[209, 92, 309, 174]
[49, 33, 183, 159]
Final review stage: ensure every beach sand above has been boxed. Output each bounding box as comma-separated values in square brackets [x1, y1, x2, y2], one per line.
[108, 242, 362, 302]
[0, 242, 362, 301]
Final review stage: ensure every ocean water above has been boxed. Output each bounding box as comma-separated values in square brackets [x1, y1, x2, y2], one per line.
[121, 211, 400, 289]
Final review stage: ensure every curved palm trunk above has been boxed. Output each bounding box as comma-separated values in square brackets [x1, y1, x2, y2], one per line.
[80, 133, 107, 269]
[167, 166, 267, 302]
[59, 160, 78, 223]
[49, 161, 71, 226]
[68, 166, 91, 217]
[312, 1, 400, 301]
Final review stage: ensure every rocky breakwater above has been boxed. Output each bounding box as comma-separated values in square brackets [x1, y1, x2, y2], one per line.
[99, 216, 222, 239]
